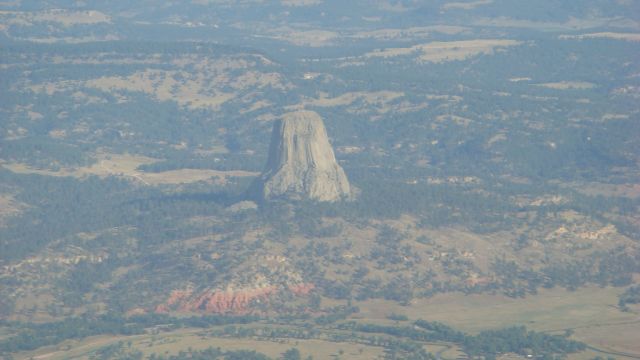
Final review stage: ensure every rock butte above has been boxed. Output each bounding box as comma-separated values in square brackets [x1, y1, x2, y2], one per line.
[256, 110, 351, 202]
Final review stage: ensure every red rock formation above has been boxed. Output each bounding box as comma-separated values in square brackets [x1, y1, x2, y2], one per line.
[288, 283, 315, 296]
[182, 291, 212, 312]
[204, 286, 276, 313]
[156, 283, 314, 314]
[166, 288, 193, 306]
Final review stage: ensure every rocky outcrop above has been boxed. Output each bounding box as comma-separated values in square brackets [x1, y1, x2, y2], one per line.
[155, 283, 315, 314]
[155, 286, 274, 314]
[255, 110, 350, 202]
[288, 283, 315, 296]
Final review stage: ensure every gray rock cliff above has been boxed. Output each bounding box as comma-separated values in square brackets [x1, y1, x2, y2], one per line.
[256, 110, 350, 202]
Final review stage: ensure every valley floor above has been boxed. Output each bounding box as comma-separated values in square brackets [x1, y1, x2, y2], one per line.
[13, 286, 640, 360]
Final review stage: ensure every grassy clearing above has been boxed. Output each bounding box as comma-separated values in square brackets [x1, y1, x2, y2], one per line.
[20, 334, 147, 360]
[0, 193, 24, 226]
[534, 81, 596, 90]
[568, 182, 640, 199]
[290, 90, 428, 119]
[302, 91, 405, 108]
[356, 286, 640, 355]
[575, 321, 640, 356]
[1, 153, 258, 186]
[352, 25, 469, 41]
[560, 32, 640, 42]
[442, 0, 493, 10]
[267, 27, 339, 47]
[473, 17, 618, 31]
[137, 334, 384, 360]
[18, 328, 386, 360]
[0, 10, 111, 27]
[281, 0, 323, 6]
[357, 286, 630, 332]
[27, 55, 290, 110]
[85, 69, 235, 110]
[365, 39, 521, 63]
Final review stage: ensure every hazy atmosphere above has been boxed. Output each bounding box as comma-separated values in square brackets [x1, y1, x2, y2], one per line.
[0, 1, 639, 359]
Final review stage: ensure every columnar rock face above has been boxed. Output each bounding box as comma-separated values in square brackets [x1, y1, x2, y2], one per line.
[257, 110, 350, 202]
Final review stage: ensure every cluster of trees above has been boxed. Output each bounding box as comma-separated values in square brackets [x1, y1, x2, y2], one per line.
[211, 322, 433, 359]
[463, 326, 585, 359]
[0, 306, 586, 359]
[0, 168, 238, 262]
[313, 305, 359, 325]
[89, 344, 279, 360]
[0, 313, 257, 354]
[490, 247, 640, 298]
[0, 314, 144, 353]
[340, 322, 439, 343]
[343, 320, 585, 359]
[149, 347, 272, 360]
[90, 341, 143, 360]
[618, 285, 640, 310]
[130, 346, 312, 360]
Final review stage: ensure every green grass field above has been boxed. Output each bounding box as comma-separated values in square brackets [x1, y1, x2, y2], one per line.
[356, 286, 640, 357]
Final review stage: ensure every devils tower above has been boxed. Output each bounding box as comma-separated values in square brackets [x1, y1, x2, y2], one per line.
[255, 110, 350, 202]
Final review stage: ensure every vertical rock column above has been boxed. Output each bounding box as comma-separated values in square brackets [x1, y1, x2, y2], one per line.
[257, 110, 350, 202]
